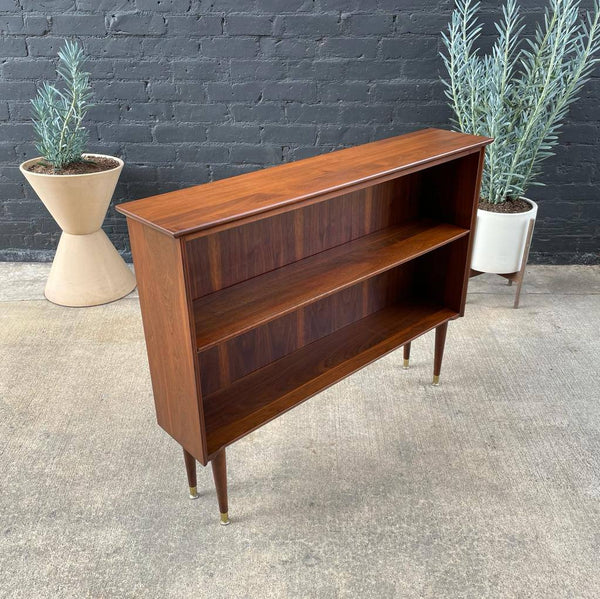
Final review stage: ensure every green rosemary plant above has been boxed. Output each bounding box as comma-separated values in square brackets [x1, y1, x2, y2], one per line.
[441, 0, 600, 204]
[31, 40, 92, 172]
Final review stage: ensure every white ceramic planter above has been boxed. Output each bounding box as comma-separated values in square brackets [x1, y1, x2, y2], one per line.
[20, 153, 136, 307]
[470, 197, 537, 274]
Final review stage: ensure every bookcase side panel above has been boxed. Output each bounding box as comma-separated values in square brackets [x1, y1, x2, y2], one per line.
[127, 218, 207, 465]
[418, 148, 486, 314]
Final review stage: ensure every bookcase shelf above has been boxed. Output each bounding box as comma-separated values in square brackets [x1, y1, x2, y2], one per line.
[193, 219, 468, 351]
[117, 128, 491, 523]
[203, 300, 457, 455]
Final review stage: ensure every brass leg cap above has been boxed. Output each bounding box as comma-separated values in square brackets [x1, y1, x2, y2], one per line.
[432, 375, 440, 386]
[403, 358, 410, 370]
[220, 512, 230, 526]
[189, 486, 199, 500]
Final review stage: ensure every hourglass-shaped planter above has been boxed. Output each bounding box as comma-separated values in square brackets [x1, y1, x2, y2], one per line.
[20, 154, 136, 307]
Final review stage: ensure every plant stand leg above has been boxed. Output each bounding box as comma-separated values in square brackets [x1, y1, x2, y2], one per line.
[403, 342, 411, 369]
[432, 322, 448, 386]
[183, 448, 199, 499]
[512, 219, 535, 309]
[211, 449, 229, 525]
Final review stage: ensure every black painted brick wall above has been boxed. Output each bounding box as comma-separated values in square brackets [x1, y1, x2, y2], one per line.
[1, 0, 598, 263]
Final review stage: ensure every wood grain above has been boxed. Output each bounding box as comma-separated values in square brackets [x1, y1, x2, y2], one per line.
[116, 128, 491, 237]
[203, 301, 458, 455]
[126, 219, 208, 464]
[193, 220, 468, 351]
[184, 175, 418, 299]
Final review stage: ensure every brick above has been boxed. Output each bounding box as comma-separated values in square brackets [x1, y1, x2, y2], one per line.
[0, 81, 36, 101]
[319, 38, 378, 58]
[343, 14, 393, 35]
[402, 57, 442, 79]
[98, 124, 152, 142]
[178, 145, 229, 163]
[226, 15, 273, 36]
[113, 61, 169, 80]
[381, 37, 439, 60]
[340, 104, 394, 124]
[211, 164, 258, 179]
[0, 123, 34, 141]
[230, 143, 281, 164]
[174, 103, 228, 122]
[201, 37, 258, 58]
[279, 15, 340, 37]
[0, 144, 15, 161]
[122, 102, 173, 121]
[92, 81, 147, 101]
[230, 103, 285, 122]
[260, 38, 316, 58]
[8, 102, 34, 121]
[20, 0, 73, 9]
[0, 15, 49, 35]
[156, 164, 209, 182]
[86, 104, 122, 122]
[141, 36, 198, 57]
[321, 82, 370, 102]
[0, 0, 19, 10]
[2, 59, 55, 80]
[372, 81, 434, 102]
[254, 0, 313, 11]
[261, 81, 317, 102]
[396, 13, 450, 35]
[320, 0, 362, 10]
[167, 15, 223, 36]
[149, 81, 207, 102]
[230, 59, 285, 81]
[135, 0, 190, 11]
[286, 103, 340, 123]
[206, 82, 262, 102]
[172, 60, 225, 81]
[77, 0, 135, 9]
[84, 37, 144, 58]
[207, 124, 260, 143]
[319, 125, 372, 145]
[107, 13, 167, 35]
[52, 15, 106, 35]
[262, 124, 316, 144]
[124, 143, 177, 162]
[0, 37, 27, 57]
[153, 123, 207, 142]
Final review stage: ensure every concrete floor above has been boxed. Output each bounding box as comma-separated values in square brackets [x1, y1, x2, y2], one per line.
[1, 263, 599, 598]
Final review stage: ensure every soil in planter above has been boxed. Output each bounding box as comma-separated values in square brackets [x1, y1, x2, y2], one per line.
[26, 156, 119, 175]
[479, 198, 532, 214]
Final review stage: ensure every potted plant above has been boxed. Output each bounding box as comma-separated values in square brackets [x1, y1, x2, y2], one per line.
[20, 40, 135, 307]
[441, 0, 600, 276]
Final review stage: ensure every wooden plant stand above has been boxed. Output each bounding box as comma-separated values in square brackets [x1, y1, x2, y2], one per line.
[116, 128, 491, 524]
[469, 219, 535, 309]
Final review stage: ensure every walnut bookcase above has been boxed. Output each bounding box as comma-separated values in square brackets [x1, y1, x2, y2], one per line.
[117, 128, 491, 525]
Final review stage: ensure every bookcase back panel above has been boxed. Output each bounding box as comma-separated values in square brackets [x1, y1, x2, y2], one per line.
[185, 175, 421, 300]
[197, 265, 414, 397]
[418, 152, 482, 229]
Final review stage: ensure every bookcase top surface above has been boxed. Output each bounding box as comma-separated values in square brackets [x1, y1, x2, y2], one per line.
[116, 128, 491, 237]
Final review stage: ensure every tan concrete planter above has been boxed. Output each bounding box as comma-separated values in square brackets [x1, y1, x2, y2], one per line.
[20, 154, 136, 307]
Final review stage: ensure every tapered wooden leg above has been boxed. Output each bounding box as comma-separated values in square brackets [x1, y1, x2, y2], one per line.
[211, 449, 229, 525]
[403, 342, 411, 369]
[432, 322, 448, 386]
[183, 448, 199, 499]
